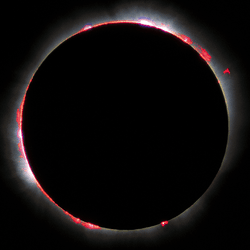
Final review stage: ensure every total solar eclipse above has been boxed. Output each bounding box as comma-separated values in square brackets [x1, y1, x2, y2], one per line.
[2, 0, 250, 248]
[20, 20, 228, 230]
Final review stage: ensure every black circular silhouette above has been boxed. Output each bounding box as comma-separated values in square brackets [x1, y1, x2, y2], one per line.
[22, 23, 228, 230]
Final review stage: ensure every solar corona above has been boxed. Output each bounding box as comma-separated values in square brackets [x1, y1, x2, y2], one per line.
[4, 3, 240, 248]
[16, 17, 228, 230]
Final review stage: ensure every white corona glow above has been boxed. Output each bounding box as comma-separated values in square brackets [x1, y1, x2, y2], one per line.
[138, 18, 174, 34]
[138, 19, 155, 27]
[17, 127, 37, 184]
[11, 3, 232, 233]
[84, 25, 92, 30]
[159, 25, 174, 34]
[17, 128, 22, 139]
[20, 166, 37, 184]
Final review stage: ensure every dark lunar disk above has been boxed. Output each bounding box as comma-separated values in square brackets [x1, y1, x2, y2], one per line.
[22, 23, 228, 230]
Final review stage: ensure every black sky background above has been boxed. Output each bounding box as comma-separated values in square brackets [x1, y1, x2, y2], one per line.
[1, 1, 250, 249]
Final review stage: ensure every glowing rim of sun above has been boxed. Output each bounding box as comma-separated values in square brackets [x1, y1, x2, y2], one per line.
[15, 16, 230, 231]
